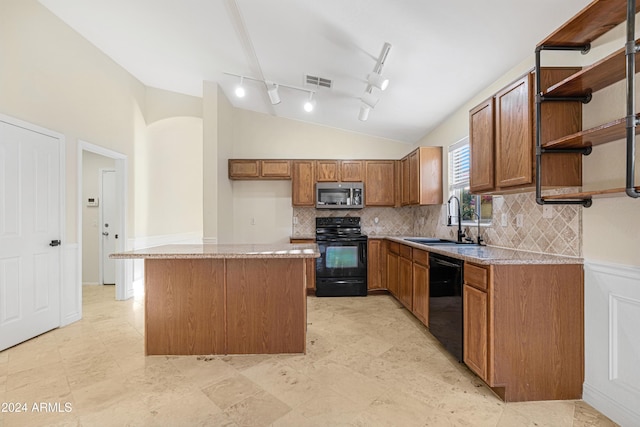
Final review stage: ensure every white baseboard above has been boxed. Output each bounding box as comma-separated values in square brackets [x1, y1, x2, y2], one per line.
[203, 237, 218, 244]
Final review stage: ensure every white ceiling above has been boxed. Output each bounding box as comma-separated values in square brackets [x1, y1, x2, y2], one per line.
[39, 0, 591, 143]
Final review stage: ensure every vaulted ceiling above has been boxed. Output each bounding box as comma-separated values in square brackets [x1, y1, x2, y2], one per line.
[39, 0, 591, 143]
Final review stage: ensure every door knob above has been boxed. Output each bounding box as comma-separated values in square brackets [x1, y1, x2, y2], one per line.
[49, 240, 61, 247]
[102, 232, 109, 236]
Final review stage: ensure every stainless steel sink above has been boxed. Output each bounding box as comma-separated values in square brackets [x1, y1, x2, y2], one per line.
[403, 238, 480, 247]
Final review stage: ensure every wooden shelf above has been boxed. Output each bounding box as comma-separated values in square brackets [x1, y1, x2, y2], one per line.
[544, 40, 640, 98]
[543, 114, 640, 149]
[542, 186, 640, 200]
[538, 0, 640, 47]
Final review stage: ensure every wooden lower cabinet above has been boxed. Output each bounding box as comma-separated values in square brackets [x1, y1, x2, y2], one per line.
[411, 249, 429, 326]
[463, 284, 488, 380]
[463, 261, 584, 402]
[398, 247, 413, 310]
[367, 239, 385, 290]
[386, 242, 399, 297]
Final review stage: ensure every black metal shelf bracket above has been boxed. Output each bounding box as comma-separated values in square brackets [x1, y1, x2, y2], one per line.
[538, 146, 592, 156]
[535, 46, 593, 207]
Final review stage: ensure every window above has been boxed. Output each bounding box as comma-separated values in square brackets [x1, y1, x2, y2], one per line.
[448, 137, 492, 225]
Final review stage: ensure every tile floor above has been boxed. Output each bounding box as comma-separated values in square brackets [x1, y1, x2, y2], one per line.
[0, 286, 618, 427]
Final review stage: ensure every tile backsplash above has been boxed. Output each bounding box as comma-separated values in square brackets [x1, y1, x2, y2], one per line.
[292, 189, 582, 257]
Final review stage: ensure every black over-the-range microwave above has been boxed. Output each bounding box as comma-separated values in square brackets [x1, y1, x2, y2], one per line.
[316, 182, 364, 209]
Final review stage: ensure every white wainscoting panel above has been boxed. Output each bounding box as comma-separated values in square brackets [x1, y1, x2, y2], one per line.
[61, 243, 81, 326]
[584, 260, 640, 426]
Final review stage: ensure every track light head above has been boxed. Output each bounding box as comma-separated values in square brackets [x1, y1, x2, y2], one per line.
[361, 91, 379, 109]
[267, 84, 280, 105]
[235, 76, 246, 98]
[303, 92, 316, 112]
[358, 104, 371, 121]
[368, 73, 389, 91]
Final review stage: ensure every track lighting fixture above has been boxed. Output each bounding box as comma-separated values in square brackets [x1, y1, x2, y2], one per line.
[358, 42, 392, 121]
[303, 92, 316, 112]
[267, 84, 280, 105]
[235, 76, 246, 98]
[224, 72, 318, 113]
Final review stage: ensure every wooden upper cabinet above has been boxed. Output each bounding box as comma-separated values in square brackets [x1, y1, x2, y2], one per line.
[260, 160, 291, 178]
[316, 160, 339, 182]
[229, 160, 260, 179]
[364, 160, 396, 206]
[229, 159, 291, 179]
[469, 98, 495, 193]
[400, 157, 410, 205]
[292, 160, 315, 206]
[495, 74, 533, 188]
[340, 160, 364, 181]
[400, 147, 443, 206]
[316, 160, 364, 182]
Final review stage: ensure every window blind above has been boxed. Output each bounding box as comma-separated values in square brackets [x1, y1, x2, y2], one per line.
[449, 140, 470, 190]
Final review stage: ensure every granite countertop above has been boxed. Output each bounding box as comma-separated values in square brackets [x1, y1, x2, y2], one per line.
[109, 243, 319, 259]
[385, 236, 583, 265]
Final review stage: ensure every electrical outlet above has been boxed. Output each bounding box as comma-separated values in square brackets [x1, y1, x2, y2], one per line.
[542, 205, 553, 219]
[293, 216, 298, 225]
[501, 213, 508, 227]
[516, 214, 523, 228]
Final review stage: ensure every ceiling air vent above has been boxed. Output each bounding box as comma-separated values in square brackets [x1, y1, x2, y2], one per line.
[305, 74, 332, 89]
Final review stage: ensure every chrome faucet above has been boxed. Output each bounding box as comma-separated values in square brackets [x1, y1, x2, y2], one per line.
[447, 195, 465, 243]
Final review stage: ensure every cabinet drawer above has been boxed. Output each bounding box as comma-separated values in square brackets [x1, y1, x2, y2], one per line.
[388, 241, 400, 255]
[465, 263, 489, 291]
[412, 248, 429, 266]
[399, 244, 412, 259]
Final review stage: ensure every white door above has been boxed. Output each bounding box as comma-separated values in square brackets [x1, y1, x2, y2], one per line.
[100, 169, 117, 285]
[0, 120, 61, 351]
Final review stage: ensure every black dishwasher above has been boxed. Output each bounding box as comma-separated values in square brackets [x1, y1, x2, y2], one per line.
[428, 252, 464, 361]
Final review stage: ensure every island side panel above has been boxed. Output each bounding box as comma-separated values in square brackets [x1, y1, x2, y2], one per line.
[145, 259, 225, 355]
[226, 258, 306, 354]
[492, 263, 584, 402]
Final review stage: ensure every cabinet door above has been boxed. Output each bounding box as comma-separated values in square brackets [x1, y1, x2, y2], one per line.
[495, 74, 533, 188]
[367, 239, 384, 290]
[292, 161, 316, 206]
[401, 157, 410, 206]
[416, 147, 443, 205]
[386, 252, 399, 297]
[316, 160, 339, 182]
[229, 160, 260, 179]
[261, 160, 291, 178]
[412, 261, 429, 326]
[463, 284, 488, 381]
[469, 98, 495, 193]
[364, 160, 396, 206]
[399, 255, 413, 310]
[340, 160, 364, 182]
[408, 150, 420, 205]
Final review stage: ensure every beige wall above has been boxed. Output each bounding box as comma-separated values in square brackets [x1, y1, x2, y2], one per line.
[0, 0, 146, 242]
[1, 0, 204, 246]
[135, 116, 203, 237]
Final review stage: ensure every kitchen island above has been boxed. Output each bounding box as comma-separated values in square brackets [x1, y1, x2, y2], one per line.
[110, 243, 318, 356]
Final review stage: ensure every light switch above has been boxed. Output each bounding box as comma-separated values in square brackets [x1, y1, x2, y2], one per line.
[501, 213, 508, 227]
[516, 214, 523, 228]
